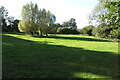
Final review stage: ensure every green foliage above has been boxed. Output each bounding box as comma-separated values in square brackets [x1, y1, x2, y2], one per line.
[38, 9, 56, 36]
[68, 18, 77, 28]
[0, 6, 8, 19]
[47, 24, 57, 34]
[62, 21, 69, 27]
[109, 28, 120, 39]
[57, 27, 79, 34]
[62, 18, 77, 28]
[81, 25, 95, 36]
[1, 18, 8, 32]
[11, 19, 20, 32]
[92, 27, 97, 36]
[95, 24, 112, 38]
[57, 18, 78, 34]
[18, 2, 39, 35]
[18, 2, 56, 36]
[0, 6, 20, 32]
[18, 21, 25, 32]
[0, 6, 8, 32]
[54, 23, 62, 27]
[89, 1, 120, 39]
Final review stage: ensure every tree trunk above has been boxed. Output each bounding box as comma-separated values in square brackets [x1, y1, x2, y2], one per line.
[38, 30, 41, 36]
[46, 33, 48, 36]
[40, 31, 43, 36]
[31, 32, 33, 36]
[36, 32, 39, 36]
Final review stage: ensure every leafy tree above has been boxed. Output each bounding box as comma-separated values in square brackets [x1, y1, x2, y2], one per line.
[38, 9, 56, 36]
[109, 28, 120, 39]
[18, 2, 39, 35]
[0, 6, 8, 19]
[11, 19, 20, 32]
[2, 18, 9, 32]
[54, 23, 62, 27]
[57, 27, 79, 34]
[59, 18, 77, 34]
[62, 18, 77, 29]
[89, 1, 120, 39]
[47, 23, 62, 34]
[18, 20, 25, 32]
[62, 21, 69, 27]
[97, 1, 120, 29]
[81, 25, 95, 36]
[88, 2, 108, 25]
[0, 6, 8, 32]
[68, 18, 77, 29]
[0, 6, 19, 32]
[18, 2, 56, 36]
[92, 23, 110, 38]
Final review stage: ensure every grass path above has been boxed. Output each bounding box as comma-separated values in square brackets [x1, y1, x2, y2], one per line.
[2, 33, 119, 78]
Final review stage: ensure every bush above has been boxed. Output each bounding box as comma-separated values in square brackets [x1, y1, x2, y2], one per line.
[57, 27, 79, 34]
[91, 24, 119, 39]
[92, 24, 112, 38]
[80, 25, 95, 36]
[47, 26, 58, 34]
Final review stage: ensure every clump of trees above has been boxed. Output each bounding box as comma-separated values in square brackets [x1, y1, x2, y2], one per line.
[2, 0, 118, 40]
[0, 6, 19, 32]
[79, 25, 95, 36]
[88, 0, 120, 39]
[1, 3, 78, 35]
[57, 27, 79, 34]
[62, 18, 77, 28]
[18, 2, 56, 36]
[55, 18, 78, 34]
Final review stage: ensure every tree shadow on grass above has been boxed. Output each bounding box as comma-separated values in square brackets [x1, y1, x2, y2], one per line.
[34, 35, 113, 42]
[2, 34, 119, 79]
[2, 32, 25, 35]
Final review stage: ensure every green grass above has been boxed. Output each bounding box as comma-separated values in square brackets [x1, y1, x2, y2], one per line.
[2, 33, 119, 79]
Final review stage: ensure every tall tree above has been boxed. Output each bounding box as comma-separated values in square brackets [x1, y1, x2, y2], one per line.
[68, 18, 77, 29]
[11, 19, 20, 32]
[38, 8, 56, 36]
[0, 6, 8, 19]
[18, 2, 39, 35]
[88, 0, 120, 39]
[7, 16, 14, 27]
[88, 2, 108, 25]
[62, 18, 77, 29]
[0, 6, 8, 32]
[18, 2, 56, 36]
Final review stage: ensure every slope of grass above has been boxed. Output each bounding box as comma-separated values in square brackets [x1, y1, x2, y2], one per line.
[2, 33, 119, 79]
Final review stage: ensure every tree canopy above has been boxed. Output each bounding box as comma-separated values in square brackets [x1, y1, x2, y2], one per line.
[62, 18, 77, 29]
[18, 2, 56, 36]
[88, 0, 120, 39]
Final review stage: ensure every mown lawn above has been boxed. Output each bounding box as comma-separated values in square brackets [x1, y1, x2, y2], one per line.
[2, 33, 119, 79]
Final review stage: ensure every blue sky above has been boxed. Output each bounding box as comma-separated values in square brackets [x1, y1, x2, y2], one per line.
[0, 0, 99, 29]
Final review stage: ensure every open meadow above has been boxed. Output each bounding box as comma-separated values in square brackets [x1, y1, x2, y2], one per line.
[2, 33, 119, 79]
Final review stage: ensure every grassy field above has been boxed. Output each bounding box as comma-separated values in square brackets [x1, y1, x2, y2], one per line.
[2, 33, 119, 79]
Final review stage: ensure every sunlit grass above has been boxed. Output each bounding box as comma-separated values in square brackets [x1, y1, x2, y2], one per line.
[2, 33, 119, 78]
[4, 33, 118, 53]
[74, 72, 109, 78]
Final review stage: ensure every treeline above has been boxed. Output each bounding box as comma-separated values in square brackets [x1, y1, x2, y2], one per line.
[0, 2, 78, 36]
[0, 1, 119, 39]
[0, 6, 20, 32]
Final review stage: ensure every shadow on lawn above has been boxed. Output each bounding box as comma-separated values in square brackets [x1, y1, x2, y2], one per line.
[34, 35, 112, 42]
[2, 34, 119, 79]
